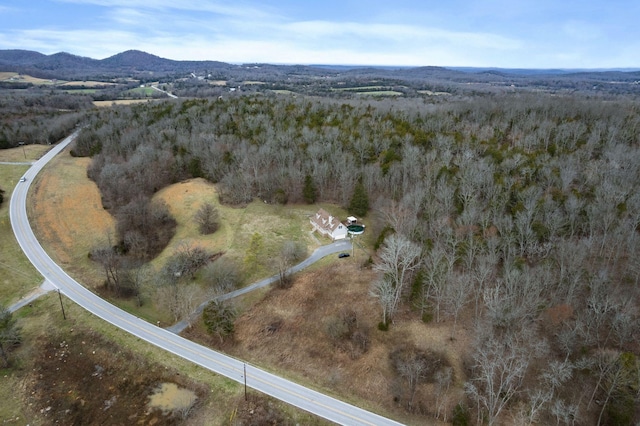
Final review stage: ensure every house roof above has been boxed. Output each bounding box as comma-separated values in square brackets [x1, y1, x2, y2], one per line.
[311, 208, 343, 233]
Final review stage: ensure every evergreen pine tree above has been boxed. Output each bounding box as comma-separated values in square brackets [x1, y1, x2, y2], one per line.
[303, 174, 318, 204]
[349, 181, 369, 217]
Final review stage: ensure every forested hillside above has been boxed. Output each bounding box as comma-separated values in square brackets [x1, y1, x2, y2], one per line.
[74, 93, 640, 424]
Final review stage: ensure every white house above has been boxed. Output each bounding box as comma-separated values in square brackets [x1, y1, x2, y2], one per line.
[310, 208, 348, 240]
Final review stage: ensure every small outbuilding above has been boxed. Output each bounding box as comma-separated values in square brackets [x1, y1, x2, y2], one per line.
[310, 208, 348, 241]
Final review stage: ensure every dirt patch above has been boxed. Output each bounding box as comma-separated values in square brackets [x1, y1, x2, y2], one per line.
[24, 326, 207, 425]
[148, 383, 197, 414]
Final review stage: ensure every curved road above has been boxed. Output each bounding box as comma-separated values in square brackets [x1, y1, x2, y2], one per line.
[9, 132, 403, 426]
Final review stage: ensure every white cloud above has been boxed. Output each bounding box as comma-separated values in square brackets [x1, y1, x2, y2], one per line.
[0, 1, 636, 67]
[0, 29, 142, 58]
[56, 0, 274, 20]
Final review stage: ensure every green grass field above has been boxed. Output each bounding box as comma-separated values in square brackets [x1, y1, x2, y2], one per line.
[356, 91, 403, 96]
[332, 85, 387, 91]
[331, 86, 403, 96]
[127, 86, 157, 96]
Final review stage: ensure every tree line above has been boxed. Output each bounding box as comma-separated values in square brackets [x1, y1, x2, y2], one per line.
[74, 92, 640, 424]
[0, 89, 91, 148]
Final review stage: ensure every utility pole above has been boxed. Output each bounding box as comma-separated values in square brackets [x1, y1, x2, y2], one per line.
[18, 141, 26, 159]
[244, 363, 247, 401]
[57, 289, 67, 320]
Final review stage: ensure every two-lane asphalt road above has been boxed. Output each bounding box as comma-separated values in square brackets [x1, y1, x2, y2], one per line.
[9, 132, 403, 426]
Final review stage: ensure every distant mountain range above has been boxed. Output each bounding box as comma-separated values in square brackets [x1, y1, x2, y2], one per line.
[0, 49, 235, 79]
[1, 49, 639, 87]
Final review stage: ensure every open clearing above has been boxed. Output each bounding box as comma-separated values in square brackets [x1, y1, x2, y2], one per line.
[127, 86, 158, 96]
[0, 74, 58, 85]
[60, 80, 116, 87]
[93, 99, 158, 107]
[13, 141, 471, 425]
[0, 143, 51, 163]
[0, 71, 19, 80]
[29, 149, 115, 283]
[357, 91, 403, 96]
[153, 178, 317, 283]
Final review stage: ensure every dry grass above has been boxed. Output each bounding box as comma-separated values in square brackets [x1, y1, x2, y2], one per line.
[0, 144, 52, 163]
[154, 180, 317, 283]
[1, 74, 58, 85]
[28, 148, 114, 286]
[92, 99, 157, 107]
[0, 71, 18, 80]
[188, 261, 471, 425]
[59, 81, 116, 87]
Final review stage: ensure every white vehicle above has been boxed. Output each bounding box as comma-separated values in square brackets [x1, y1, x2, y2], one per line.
[19, 177, 26, 182]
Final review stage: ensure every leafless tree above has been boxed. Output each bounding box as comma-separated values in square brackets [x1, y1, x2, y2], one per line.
[421, 242, 448, 322]
[442, 271, 472, 338]
[583, 271, 619, 349]
[276, 240, 307, 289]
[465, 330, 532, 426]
[371, 234, 421, 324]
[375, 193, 421, 238]
[390, 346, 444, 410]
[157, 282, 206, 324]
[202, 257, 241, 296]
[161, 241, 210, 281]
[470, 253, 496, 318]
[194, 202, 219, 235]
[434, 367, 453, 421]
[550, 398, 579, 426]
[370, 276, 395, 326]
[483, 265, 544, 333]
[121, 260, 151, 306]
[90, 235, 124, 293]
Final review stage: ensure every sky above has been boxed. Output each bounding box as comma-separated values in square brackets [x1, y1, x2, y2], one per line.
[0, 0, 638, 69]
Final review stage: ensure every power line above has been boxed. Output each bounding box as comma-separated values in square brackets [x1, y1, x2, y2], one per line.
[0, 260, 40, 280]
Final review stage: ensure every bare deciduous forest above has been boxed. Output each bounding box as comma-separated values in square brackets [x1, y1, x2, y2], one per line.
[0, 91, 90, 148]
[68, 92, 640, 425]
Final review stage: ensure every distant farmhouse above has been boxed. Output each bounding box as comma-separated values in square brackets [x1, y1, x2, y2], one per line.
[310, 208, 348, 241]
